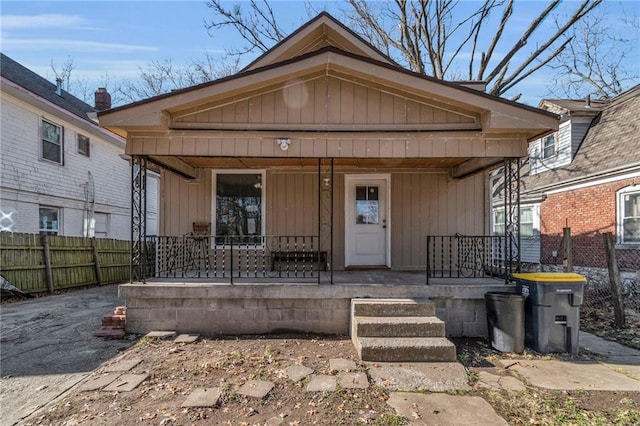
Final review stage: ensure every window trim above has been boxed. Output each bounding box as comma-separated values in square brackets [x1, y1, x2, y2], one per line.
[39, 206, 61, 235]
[541, 134, 556, 159]
[77, 133, 90, 157]
[617, 185, 640, 245]
[41, 118, 64, 165]
[211, 169, 266, 248]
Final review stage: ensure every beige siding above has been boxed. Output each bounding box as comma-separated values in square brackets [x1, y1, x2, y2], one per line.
[390, 171, 485, 269]
[160, 169, 211, 236]
[267, 172, 318, 237]
[161, 168, 484, 270]
[174, 76, 477, 127]
[126, 133, 528, 159]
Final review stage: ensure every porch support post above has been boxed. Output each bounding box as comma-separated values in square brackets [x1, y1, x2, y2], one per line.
[503, 158, 521, 280]
[318, 158, 334, 284]
[131, 155, 148, 283]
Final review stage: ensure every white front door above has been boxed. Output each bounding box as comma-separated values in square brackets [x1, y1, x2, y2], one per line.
[345, 175, 389, 267]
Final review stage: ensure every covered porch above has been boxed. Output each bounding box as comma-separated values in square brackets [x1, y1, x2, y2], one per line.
[99, 13, 557, 338]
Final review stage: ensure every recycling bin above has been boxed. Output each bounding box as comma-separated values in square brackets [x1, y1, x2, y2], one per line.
[484, 292, 525, 353]
[513, 272, 586, 355]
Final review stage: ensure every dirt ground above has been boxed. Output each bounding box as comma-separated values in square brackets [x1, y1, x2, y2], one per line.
[2, 285, 639, 426]
[19, 334, 640, 426]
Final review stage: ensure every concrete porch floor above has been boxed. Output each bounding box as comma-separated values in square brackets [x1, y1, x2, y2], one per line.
[144, 270, 509, 286]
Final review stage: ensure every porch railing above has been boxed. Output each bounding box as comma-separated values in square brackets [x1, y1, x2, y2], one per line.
[142, 235, 325, 283]
[426, 235, 514, 284]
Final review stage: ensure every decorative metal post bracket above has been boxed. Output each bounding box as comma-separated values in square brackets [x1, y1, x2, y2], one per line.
[318, 158, 334, 284]
[131, 155, 148, 283]
[503, 157, 521, 278]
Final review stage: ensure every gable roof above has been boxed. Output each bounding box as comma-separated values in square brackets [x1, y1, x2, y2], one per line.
[524, 85, 640, 192]
[0, 53, 97, 123]
[100, 46, 557, 139]
[242, 12, 397, 71]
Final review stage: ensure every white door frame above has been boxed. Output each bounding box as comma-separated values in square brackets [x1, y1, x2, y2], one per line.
[344, 174, 391, 267]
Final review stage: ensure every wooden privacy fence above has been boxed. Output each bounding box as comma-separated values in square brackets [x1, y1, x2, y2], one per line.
[0, 232, 130, 294]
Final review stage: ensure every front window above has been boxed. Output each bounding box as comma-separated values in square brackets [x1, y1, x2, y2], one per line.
[619, 187, 640, 244]
[214, 172, 264, 245]
[542, 134, 555, 159]
[39, 206, 60, 235]
[42, 119, 63, 164]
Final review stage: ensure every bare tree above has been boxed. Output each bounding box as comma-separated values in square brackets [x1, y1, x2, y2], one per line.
[547, 8, 639, 99]
[50, 56, 75, 91]
[205, 0, 602, 98]
[115, 53, 240, 104]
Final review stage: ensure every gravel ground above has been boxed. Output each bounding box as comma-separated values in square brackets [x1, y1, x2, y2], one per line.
[0, 284, 134, 425]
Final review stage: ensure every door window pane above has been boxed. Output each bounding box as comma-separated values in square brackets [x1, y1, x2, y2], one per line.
[356, 185, 379, 224]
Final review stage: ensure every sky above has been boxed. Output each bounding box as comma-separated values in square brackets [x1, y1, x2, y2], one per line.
[1, 0, 639, 107]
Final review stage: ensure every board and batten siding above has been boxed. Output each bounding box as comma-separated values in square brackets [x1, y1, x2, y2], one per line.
[160, 168, 485, 270]
[391, 171, 486, 270]
[173, 76, 476, 127]
[128, 133, 527, 160]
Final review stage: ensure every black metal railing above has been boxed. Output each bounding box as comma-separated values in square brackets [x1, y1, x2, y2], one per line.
[426, 235, 514, 284]
[142, 235, 325, 283]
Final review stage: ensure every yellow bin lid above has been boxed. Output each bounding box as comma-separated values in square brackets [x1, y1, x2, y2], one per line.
[512, 272, 586, 282]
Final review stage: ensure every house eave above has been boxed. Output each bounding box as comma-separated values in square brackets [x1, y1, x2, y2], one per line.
[2, 77, 125, 149]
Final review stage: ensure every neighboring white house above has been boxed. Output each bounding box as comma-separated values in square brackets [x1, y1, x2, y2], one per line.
[0, 53, 159, 238]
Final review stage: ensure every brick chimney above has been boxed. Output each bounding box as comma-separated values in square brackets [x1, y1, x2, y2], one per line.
[94, 87, 112, 111]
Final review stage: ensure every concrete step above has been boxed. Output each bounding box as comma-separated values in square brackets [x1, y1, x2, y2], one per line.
[354, 316, 446, 338]
[356, 337, 457, 362]
[351, 298, 436, 317]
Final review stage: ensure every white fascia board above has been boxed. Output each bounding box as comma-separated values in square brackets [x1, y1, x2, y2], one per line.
[543, 166, 640, 195]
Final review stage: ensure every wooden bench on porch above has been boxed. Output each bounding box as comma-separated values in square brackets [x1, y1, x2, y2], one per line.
[271, 251, 328, 271]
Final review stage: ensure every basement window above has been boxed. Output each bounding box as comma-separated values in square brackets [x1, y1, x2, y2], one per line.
[39, 206, 60, 235]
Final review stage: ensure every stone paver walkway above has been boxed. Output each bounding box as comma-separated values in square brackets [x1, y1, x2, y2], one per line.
[57, 329, 640, 424]
[387, 392, 509, 426]
[182, 388, 222, 407]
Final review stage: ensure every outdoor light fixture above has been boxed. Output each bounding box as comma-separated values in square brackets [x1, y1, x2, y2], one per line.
[276, 138, 291, 151]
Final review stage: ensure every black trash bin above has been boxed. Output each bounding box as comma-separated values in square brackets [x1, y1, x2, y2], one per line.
[485, 292, 525, 353]
[513, 273, 586, 355]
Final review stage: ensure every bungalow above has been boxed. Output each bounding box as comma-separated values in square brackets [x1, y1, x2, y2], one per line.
[98, 13, 557, 355]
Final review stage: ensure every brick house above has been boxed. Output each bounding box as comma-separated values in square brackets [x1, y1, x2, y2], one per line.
[514, 85, 640, 279]
[0, 53, 159, 238]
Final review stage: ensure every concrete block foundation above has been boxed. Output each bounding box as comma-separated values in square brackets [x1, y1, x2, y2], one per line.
[119, 281, 513, 337]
